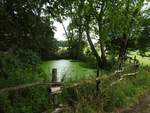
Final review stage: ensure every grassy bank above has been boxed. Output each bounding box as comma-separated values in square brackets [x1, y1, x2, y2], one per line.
[0, 51, 150, 113]
[0, 65, 149, 113]
[64, 66, 150, 113]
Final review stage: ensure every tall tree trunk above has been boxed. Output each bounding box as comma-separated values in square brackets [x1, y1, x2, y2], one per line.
[76, 23, 82, 60]
[99, 37, 106, 67]
[85, 21, 102, 68]
[98, 19, 106, 66]
[60, 19, 72, 57]
[85, 20, 102, 95]
[118, 34, 128, 69]
[97, 1, 107, 68]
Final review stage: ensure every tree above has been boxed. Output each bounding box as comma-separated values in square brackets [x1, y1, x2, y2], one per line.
[93, 0, 108, 67]
[107, 0, 144, 68]
[66, 0, 85, 59]
[136, 11, 150, 55]
[0, 0, 58, 58]
[82, 1, 103, 68]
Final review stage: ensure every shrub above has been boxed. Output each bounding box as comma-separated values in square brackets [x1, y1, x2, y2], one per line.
[0, 49, 46, 88]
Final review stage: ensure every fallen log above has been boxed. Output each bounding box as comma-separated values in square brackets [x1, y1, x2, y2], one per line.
[110, 71, 138, 86]
[110, 78, 125, 86]
[122, 72, 138, 78]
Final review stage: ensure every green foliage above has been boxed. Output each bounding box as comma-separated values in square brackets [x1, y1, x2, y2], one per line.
[57, 41, 68, 47]
[101, 67, 150, 111]
[0, 66, 150, 113]
[136, 17, 150, 53]
[0, 0, 57, 59]
[0, 86, 49, 113]
[0, 0, 149, 113]
[0, 50, 46, 88]
[57, 47, 69, 58]
[15, 49, 41, 67]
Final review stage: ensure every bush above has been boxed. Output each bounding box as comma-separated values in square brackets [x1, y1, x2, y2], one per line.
[15, 49, 41, 67]
[0, 86, 49, 113]
[0, 49, 46, 88]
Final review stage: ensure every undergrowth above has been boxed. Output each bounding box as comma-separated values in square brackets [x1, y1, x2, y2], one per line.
[0, 66, 150, 113]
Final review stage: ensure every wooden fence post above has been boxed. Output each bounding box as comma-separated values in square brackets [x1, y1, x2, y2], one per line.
[52, 68, 57, 82]
[51, 68, 58, 107]
[50, 67, 68, 113]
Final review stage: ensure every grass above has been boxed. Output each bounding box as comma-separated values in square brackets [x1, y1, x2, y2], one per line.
[128, 51, 150, 65]
[0, 51, 149, 113]
[39, 52, 150, 113]
[65, 66, 150, 113]
[111, 67, 150, 108]
[0, 65, 149, 113]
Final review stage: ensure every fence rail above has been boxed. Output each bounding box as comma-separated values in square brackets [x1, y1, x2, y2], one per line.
[0, 65, 139, 113]
[0, 67, 138, 93]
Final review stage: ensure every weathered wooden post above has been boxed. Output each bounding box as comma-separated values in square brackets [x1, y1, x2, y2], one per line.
[52, 68, 57, 82]
[49, 68, 58, 107]
[50, 68, 62, 108]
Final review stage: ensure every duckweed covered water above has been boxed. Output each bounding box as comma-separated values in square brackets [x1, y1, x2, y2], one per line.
[41, 59, 96, 82]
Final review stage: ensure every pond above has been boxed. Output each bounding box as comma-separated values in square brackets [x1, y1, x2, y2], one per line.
[41, 59, 96, 82]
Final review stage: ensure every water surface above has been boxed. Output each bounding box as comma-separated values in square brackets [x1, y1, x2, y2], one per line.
[41, 59, 96, 82]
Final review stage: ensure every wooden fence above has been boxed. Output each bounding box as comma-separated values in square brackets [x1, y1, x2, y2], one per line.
[0, 63, 139, 113]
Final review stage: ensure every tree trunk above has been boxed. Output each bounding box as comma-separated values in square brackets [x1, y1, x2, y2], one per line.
[99, 38, 106, 67]
[60, 20, 72, 58]
[98, 19, 107, 67]
[118, 34, 128, 69]
[76, 23, 82, 60]
[85, 21, 102, 68]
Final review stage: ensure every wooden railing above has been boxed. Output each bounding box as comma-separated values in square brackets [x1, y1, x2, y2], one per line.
[0, 64, 139, 113]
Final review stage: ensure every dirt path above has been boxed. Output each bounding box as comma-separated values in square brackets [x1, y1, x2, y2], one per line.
[122, 91, 150, 113]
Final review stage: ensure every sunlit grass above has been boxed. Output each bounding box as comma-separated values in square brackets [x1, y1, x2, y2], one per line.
[128, 51, 150, 65]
